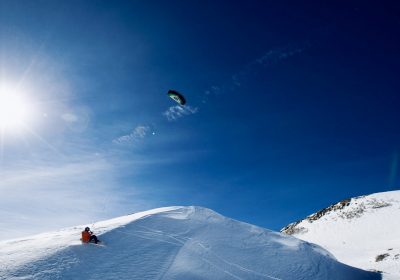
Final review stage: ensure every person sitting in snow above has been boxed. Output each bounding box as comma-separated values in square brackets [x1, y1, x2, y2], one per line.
[81, 227, 100, 244]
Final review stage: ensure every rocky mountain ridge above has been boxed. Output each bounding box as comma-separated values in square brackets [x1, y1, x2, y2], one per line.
[281, 190, 400, 280]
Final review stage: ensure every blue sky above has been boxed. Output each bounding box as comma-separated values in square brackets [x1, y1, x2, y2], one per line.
[0, 1, 399, 238]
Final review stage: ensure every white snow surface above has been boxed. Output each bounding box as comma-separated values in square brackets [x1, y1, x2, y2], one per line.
[281, 190, 400, 280]
[0, 206, 380, 280]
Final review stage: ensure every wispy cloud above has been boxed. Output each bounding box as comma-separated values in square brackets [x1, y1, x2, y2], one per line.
[61, 107, 91, 133]
[255, 43, 310, 66]
[0, 150, 163, 241]
[163, 105, 198, 121]
[0, 156, 124, 240]
[201, 42, 311, 104]
[113, 125, 152, 144]
[61, 113, 78, 123]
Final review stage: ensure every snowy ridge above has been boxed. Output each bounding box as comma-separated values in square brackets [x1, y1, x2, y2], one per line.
[281, 190, 400, 280]
[0, 206, 380, 279]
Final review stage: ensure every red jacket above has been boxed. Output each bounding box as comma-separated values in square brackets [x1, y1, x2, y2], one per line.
[81, 231, 91, 243]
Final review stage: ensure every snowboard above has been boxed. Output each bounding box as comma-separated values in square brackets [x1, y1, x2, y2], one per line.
[87, 242, 106, 247]
[81, 240, 106, 247]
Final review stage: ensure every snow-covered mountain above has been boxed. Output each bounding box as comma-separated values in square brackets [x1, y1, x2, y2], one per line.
[0, 206, 380, 280]
[281, 190, 400, 280]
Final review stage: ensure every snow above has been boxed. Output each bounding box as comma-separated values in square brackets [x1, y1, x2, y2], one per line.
[0, 206, 380, 279]
[281, 190, 400, 280]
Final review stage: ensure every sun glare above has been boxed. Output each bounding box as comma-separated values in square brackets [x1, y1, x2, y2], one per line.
[0, 84, 32, 132]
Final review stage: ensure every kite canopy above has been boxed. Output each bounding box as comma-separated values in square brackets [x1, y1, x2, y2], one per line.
[167, 90, 186, 105]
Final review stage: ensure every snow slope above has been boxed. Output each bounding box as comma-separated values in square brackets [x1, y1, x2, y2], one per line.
[281, 190, 400, 280]
[0, 206, 380, 280]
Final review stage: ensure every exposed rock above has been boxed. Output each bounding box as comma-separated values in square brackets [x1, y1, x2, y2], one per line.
[281, 196, 394, 236]
[308, 198, 351, 222]
[281, 222, 308, 235]
[281, 198, 351, 235]
[375, 253, 389, 262]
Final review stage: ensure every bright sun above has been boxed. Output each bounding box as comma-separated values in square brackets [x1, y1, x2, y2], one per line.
[0, 85, 32, 132]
